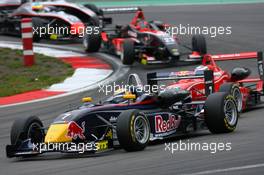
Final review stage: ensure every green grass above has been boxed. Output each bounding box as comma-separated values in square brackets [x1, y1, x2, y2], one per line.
[0, 48, 74, 97]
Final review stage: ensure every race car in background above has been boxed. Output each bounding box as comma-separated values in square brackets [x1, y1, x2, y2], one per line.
[32, 1, 101, 26]
[0, 1, 100, 41]
[0, 0, 21, 11]
[6, 71, 238, 158]
[147, 51, 264, 112]
[83, 7, 207, 65]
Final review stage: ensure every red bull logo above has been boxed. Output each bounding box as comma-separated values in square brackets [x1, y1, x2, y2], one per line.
[67, 121, 86, 140]
[155, 115, 181, 133]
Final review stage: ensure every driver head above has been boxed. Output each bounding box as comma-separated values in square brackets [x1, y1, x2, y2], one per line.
[194, 65, 209, 75]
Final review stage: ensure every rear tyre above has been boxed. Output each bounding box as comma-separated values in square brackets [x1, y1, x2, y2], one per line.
[83, 28, 101, 52]
[219, 83, 243, 113]
[120, 39, 135, 65]
[0, 22, 3, 34]
[11, 116, 44, 146]
[83, 4, 103, 16]
[116, 110, 150, 152]
[205, 92, 238, 133]
[192, 35, 207, 55]
[32, 18, 43, 42]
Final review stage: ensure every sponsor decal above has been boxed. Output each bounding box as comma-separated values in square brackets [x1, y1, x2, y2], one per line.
[96, 140, 108, 151]
[155, 115, 181, 134]
[67, 121, 86, 140]
[106, 129, 113, 139]
[109, 116, 117, 123]
[170, 71, 194, 77]
[205, 80, 213, 84]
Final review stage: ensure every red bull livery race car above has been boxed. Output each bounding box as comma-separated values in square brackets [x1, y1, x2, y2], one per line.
[83, 7, 207, 65]
[7, 71, 239, 158]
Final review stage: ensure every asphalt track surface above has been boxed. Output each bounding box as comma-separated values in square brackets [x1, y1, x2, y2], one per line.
[1, 3, 264, 175]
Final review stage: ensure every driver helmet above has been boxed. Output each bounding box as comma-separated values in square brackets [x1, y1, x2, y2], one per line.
[106, 88, 127, 104]
[109, 87, 139, 104]
[32, 2, 44, 11]
[194, 65, 209, 75]
[114, 86, 141, 100]
[136, 18, 149, 29]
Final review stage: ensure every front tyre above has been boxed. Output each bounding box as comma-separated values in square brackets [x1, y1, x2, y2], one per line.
[120, 39, 135, 65]
[192, 35, 207, 55]
[11, 116, 44, 146]
[116, 110, 150, 152]
[219, 83, 243, 113]
[83, 28, 101, 52]
[205, 92, 238, 133]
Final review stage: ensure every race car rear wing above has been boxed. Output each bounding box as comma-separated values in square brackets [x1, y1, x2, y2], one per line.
[147, 70, 214, 96]
[211, 51, 264, 89]
[98, 7, 141, 27]
[211, 52, 258, 61]
[101, 7, 141, 15]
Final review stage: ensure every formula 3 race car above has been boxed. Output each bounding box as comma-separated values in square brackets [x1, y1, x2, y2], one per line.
[83, 7, 207, 65]
[6, 72, 238, 158]
[0, 1, 100, 41]
[147, 51, 264, 112]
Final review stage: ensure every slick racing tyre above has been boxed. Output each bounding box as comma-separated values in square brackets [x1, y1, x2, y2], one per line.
[192, 35, 207, 55]
[83, 28, 101, 52]
[205, 92, 239, 133]
[83, 4, 103, 16]
[116, 110, 150, 152]
[0, 22, 3, 34]
[32, 17, 44, 42]
[11, 116, 44, 146]
[120, 39, 135, 65]
[219, 83, 243, 113]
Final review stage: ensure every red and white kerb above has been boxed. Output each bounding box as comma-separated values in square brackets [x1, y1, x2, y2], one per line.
[21, 18, 35, 66]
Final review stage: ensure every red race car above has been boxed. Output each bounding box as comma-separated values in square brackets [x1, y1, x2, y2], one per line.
[147, 51, 264, 112]
[83, 7, 207, 65]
